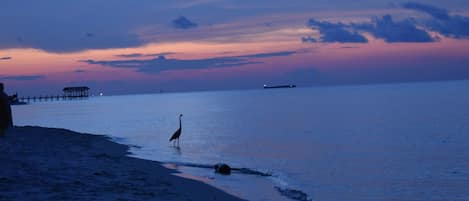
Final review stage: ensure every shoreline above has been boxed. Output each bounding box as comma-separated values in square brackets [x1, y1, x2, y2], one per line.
[0, 126, 245, 201]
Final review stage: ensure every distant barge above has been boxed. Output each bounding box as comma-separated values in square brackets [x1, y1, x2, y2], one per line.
[263, 84, 296, 89]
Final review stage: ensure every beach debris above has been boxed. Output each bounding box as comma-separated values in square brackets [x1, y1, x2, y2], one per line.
[214, 163, 231, 175]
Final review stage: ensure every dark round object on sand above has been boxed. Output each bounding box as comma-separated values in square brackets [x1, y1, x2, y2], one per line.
[214, 163, 231, 175]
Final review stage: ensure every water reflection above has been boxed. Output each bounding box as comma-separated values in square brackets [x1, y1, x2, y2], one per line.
[170, 145, 182, 155]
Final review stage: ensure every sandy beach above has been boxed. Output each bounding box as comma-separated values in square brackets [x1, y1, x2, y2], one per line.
[0, 126, 245, 201]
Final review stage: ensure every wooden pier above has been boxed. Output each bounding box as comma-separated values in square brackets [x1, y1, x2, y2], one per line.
[18, 86, 91, 103]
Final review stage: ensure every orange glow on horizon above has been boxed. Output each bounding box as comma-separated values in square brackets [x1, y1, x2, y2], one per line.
[1, 30, 469, 88]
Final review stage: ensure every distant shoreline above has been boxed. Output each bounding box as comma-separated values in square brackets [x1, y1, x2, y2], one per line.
[0, 126, 244, 201]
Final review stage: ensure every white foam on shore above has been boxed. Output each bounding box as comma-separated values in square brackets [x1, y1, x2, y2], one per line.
[161, 160, 313, 201]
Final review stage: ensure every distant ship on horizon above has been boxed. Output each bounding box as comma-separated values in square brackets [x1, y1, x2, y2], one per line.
[263, 84, 296, 89]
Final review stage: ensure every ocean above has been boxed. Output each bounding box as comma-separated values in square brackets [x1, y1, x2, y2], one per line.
[13, 80, 469, 201]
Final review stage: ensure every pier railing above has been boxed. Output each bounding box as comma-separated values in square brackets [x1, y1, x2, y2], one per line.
[19, 94, 89, 102]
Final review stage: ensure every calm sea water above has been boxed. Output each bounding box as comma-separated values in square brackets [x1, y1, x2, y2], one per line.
[13, 80, 469, 201]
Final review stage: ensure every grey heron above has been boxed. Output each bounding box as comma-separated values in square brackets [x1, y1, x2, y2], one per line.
[169, 114, 183, 146]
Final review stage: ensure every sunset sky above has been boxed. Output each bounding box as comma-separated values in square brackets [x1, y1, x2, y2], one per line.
[1, 0, 469, 95]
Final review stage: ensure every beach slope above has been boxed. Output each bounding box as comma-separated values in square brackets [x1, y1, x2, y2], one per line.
[0, 126, 244, 201]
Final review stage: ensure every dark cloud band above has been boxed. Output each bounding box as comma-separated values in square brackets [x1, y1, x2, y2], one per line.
[403, 2, 469, 38]
[81, 51, 296, 74]
[115, 52, 176, 58]
[304, 2, 469, 43]
[0, 75, 45, 81]
[172, 16, 198, 29]
[307, 19, 368, 43]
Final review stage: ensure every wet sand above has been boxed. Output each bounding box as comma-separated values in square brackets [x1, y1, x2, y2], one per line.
[0, 126, 245, 201]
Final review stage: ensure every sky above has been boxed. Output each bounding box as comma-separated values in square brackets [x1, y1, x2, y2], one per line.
[1, 0, 469, 95]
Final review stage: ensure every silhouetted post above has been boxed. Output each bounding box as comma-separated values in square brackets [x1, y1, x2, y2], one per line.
[0, 83, 13, 136]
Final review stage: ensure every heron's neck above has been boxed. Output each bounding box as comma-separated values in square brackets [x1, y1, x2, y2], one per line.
[179, 117, 182, 129]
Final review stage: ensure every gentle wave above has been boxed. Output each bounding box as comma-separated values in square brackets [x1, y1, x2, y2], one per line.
[274, 186, 312, 201]
[164, 161, 273, 176]
[165, 161, 313, 201]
